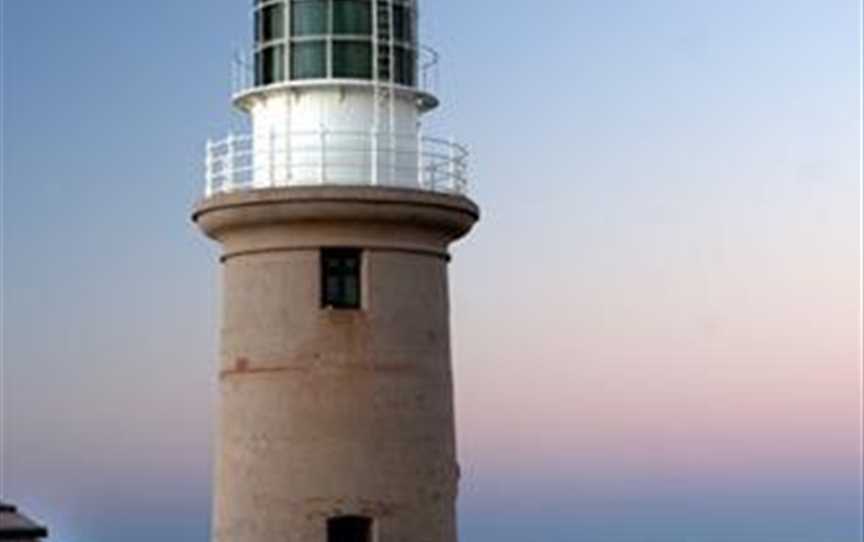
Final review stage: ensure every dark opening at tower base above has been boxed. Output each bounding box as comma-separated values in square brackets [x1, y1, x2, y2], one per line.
[328, 516, 373, 542]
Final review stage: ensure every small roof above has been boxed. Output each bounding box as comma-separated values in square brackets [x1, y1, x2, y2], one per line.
[0, 501, 48, 540]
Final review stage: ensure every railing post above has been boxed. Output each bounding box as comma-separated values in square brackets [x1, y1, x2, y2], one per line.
[416, 130, 424, 189]
[319, 126, 327, 184]
[448, 136, 456, 192]
[389, 131, 396, 187]
[243, 50, 251, 91]
[285, 126, 292, 186]
[245, 50, 249, 91]
[205, 139, 214, 197]
[232, 50, 246, 95]
[370, 128, 378, 186]
[226, 133, 236, 193]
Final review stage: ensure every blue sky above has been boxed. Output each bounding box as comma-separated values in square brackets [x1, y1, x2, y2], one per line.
[2, 1, 862, 541]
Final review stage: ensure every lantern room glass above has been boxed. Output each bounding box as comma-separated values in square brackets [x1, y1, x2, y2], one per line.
[253, 0, 417, 87]
[333, 0, 372, 35]
[292, 0, 328, 36]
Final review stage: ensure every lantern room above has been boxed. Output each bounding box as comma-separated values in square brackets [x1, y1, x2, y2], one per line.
[252, 0, 418, 87]
[204, 0, 467, 196]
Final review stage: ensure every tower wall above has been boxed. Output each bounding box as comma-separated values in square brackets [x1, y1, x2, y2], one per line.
[248, 87, 420, 188]
[249, 87, 419, 134]
[194, 187, 479, 542]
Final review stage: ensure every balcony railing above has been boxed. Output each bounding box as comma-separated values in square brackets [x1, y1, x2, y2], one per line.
[204, 129, 468, 197]
[231, 45, 440, 98]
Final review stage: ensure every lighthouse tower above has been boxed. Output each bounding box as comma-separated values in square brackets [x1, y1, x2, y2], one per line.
[193, 2, 479, 542]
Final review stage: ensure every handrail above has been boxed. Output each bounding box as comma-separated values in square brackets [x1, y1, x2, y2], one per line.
[231, 45, 440, 99]
[204, 129, 468, 197]
[419, 45, 439, 91]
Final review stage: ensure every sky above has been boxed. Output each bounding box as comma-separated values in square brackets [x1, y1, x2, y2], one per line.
[1, 1, 862, 541]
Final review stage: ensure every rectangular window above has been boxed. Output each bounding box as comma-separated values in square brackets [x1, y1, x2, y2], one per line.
[292, 40, 327, 79]
[292, 0, 329, 36]
[333, 41, 372, 79]
[321, 249, 362, 309]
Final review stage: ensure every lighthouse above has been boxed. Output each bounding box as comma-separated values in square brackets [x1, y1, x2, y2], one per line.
[193, 1, 479, 541]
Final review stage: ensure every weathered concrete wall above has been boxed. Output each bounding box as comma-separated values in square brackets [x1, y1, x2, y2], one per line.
[193, 187, 479, 542]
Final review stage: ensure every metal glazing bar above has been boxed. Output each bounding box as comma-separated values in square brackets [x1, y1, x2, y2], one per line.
[326, 0, 333, 78]
[285, 0, 292, 81]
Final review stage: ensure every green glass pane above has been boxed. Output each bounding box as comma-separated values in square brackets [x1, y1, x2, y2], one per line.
[394, 46, 414, 86]
[343, 277, 359, 307]
[326, 277, 341, 303]
[292, 0, 328, 36]
[392, 5, 414, 42]
[262, 4, 286, 42]
[291, 40, 326, 79]
[333, 0, 371, 35]
[333, 41, 372, 79]
[256, 45, 286, 85]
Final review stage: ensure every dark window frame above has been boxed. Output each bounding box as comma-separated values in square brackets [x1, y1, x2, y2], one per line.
[321, 248, 362, 310]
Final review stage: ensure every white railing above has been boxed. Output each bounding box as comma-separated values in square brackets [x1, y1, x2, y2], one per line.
[231, 45, 440, 98]
[204, 129, 468, 197]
